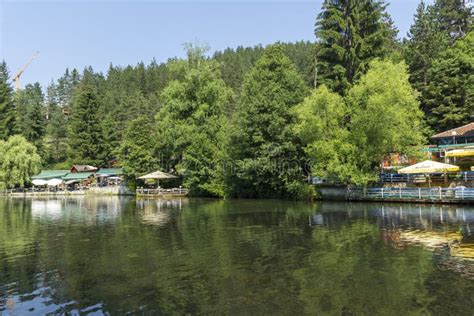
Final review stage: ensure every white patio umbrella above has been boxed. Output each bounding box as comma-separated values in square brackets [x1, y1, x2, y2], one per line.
[47, 178, 63, 186]
[32, 179, 47, 186]
[398, 160, 459, 174]
[138, 170, 178, 188]
[398, 160, 459, 188]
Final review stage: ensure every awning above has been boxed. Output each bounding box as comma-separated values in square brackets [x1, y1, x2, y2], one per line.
[32, 170, 69, 180]
[446, 147, 474, 158]
[62, 172, 94, 181]
[398, 160, 460, 174]
[96, 168, 124, 176]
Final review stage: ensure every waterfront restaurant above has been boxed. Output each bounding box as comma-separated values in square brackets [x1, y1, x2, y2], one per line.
[380, 122, 474, 186]
[429, 122, 474, 165]
[30, 166, 124, 191]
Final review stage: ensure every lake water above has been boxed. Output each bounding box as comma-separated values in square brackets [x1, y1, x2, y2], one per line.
[1, 197, 474, 315]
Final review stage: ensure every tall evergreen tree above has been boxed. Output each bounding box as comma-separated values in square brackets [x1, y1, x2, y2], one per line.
[67, 81, 105, 166]
[118, 115, 159, 178]
[433, 0, 473, 43]
[424, 32, 474, 131]
[0, 61, 16, 140]
[404, 1, 447, 93]
[314, 0, 398, 94]
[44, 81, 69, 165]
[405, 0, 472, 130]
[228, 45, 308, 198]
[15, 83, 45, 150]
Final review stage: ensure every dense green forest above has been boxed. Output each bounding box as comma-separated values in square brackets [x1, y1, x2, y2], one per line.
[0, 0, 472, 197]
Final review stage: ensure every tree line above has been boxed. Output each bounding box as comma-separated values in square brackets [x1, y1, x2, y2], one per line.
[0, 0, 472, 197]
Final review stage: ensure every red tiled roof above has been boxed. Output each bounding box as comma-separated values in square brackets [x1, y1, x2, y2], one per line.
[431, 122, 474, 139]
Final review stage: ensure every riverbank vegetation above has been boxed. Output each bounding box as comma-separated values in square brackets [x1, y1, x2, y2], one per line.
[0, 0, 472, 197]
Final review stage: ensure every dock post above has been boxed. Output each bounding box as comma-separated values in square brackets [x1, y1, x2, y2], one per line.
[418, 188, 421, 199]
[439, 187, 442, 200]
[381, 188, 384, 198]
[399, 187, 402, 198]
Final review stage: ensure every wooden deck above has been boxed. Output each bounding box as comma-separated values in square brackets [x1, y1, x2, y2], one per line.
[136, 187, 189, 197]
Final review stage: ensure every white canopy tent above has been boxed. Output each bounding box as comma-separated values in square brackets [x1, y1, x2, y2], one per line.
[47, 178, 63, 186]
[32, 179, 47, 186]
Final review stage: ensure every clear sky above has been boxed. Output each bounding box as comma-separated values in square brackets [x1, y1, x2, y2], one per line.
[1, 0, 431, 89]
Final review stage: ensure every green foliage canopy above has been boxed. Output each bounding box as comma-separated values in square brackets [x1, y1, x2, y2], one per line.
[155, 49, 232, 197]
[0, 135, 41, 189]
[228, 45, 308, 198]
[294, 60, 424, 185]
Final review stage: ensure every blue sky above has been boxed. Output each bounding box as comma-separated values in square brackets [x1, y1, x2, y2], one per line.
[1, 0, 431, 89]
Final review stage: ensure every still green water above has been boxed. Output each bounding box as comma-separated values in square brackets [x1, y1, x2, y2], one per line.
[1, 197, 474, 315]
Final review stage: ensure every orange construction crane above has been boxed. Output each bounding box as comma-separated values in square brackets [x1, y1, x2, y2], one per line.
[12, 51, 39, 91]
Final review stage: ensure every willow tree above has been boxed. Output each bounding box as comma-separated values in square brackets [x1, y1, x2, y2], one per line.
[0, 135, 41, 189]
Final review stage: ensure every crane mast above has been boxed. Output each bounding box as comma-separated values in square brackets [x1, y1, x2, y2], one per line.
[12, 51, 39, 91]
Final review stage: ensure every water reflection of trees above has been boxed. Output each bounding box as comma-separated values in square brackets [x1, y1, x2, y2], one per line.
[1, 199, 474, 314]
[310, 202, 474, 284]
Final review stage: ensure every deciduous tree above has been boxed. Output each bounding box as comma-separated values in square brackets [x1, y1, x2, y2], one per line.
[228, 45, 308, 198]
[0, 135, 41, 189]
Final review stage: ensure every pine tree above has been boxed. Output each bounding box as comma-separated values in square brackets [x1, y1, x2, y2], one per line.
[14, 83, 45, 154]
[228, 45, 308, 198]
[424, 32, 474, 131]
[45, 82, 68, 165]
[433, 0, 473, 43]
[314, 0, 398, 94]
[0, 61, 16, 140]
[405, 0, 472, 130]
[118, 115, 159, 178]
[67, 81, 105, 166]
[404, 1, 447, 93]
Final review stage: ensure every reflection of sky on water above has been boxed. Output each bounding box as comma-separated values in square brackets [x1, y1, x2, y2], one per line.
[28, 197, 126, 225]
[31, 200, 62, 219]
[136, 198, 185, 226]
[0, 270, 105, 315]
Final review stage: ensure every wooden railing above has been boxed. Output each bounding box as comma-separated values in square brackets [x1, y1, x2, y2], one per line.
[348, 187, 474, 202]
[380, 172, 474, 184]
[136, 187, 189, 195]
